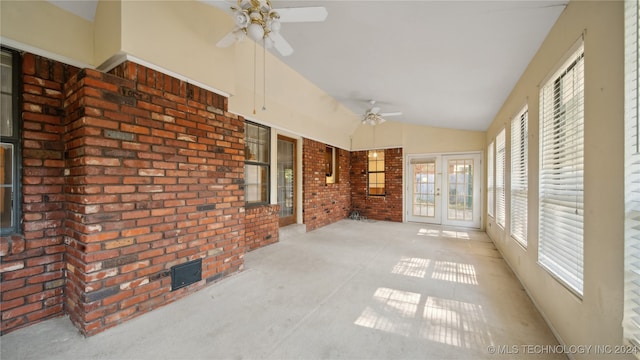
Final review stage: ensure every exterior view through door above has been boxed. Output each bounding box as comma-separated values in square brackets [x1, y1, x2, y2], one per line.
[277, 136, 296, 227]
[407, 153, 482, 228]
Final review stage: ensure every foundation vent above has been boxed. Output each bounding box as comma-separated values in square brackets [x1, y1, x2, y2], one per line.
[171, 259, 202, 291]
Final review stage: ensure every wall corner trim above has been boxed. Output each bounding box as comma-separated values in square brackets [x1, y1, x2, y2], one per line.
[96, 52, 231, 99]
[0, 36, 94, 69]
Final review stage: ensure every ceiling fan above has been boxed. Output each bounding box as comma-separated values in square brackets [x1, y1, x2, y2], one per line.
[361, 100, 403, 126]
[216, 0, 328, 56]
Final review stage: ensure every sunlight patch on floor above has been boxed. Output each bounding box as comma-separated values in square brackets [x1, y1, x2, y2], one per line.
[421, 296, 492, 349]
[417, 228, 472, 240]
[354, 288, 421, 337]
[432, 261, 478, 285]
[391, 257, 431, 278]
[354, 289, 493, 350]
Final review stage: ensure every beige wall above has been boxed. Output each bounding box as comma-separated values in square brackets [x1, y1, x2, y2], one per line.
[485, 1, 627, 357]
[118, 0, 356, 149]
[1, 0, 357, 149]
[0, 0, 94, 67]
[93, 0, 122, 67]
[119, 0, 237, 96]
[352, 121, 485, 154]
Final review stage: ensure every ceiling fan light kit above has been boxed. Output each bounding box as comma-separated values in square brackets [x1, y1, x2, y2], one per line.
[217, 0, 327, 57]
[361, 100, 402, 126]
[216, 0, 328, 114]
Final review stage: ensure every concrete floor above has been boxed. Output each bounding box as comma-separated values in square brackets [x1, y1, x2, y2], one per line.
[1, 220, 565, 360]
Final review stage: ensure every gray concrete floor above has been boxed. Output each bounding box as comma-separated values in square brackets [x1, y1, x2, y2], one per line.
[1, 220, 565, 360]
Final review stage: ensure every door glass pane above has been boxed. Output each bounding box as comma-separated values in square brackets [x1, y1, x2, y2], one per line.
[412, 162, 436, 218]
[447, 159, 473, 221]
[277, 139, 295, 218]
[0, 143, 14, 228]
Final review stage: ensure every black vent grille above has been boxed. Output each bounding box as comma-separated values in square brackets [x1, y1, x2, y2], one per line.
[171, 259, 202, 291]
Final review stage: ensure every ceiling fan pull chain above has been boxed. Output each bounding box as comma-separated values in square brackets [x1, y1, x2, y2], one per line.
[253, 40, 257, 115]
[263, 38, 267, 111]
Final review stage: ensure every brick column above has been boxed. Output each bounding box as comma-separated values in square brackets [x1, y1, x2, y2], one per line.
[302, 139, 351, 231]
[62, 65, 245, 335]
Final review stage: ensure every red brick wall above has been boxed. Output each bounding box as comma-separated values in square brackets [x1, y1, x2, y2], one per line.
[0, 53, 405, 337]
[0, 53, 79, 335]
[58, 63, 245, 335]
[350, 148, 403, 222]
[245, 205, 279, 251]
[302, 139, 351, 231]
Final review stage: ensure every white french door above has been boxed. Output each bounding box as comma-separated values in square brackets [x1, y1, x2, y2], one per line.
[407, 157, 441, 224]
[406, 153, 482, 228]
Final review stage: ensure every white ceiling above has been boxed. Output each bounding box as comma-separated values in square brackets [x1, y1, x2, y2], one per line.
[49, 0, 568, 132]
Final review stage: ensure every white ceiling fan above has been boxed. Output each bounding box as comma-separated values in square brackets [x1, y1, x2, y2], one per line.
[216, 0, 328, 56]
[361, 100, 403, 126]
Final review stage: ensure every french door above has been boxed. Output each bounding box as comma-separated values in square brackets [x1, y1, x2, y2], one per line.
[277, 136, 297, 227]
[407, 153, 481, 228]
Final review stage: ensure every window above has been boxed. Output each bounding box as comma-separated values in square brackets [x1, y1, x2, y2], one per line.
[496, 129, 506, 228]
[624, 0, 640, 351]
[487, 141, 495, 217]
[368, 150, 385, 196]
[325, 146, 339, 184]
[539, 40, 584, 296]
[510, 107, 528, 246]
[1, 48, 20, 235]
[244, 121, 270, 206]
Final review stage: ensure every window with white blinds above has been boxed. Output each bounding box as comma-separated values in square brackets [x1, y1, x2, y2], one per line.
[496, 129, 506, 228]
[487, 141, 495, 218]
[624, 0, 640, 351]
[511, 108, 528, 246]
[538, 40, 584, 296]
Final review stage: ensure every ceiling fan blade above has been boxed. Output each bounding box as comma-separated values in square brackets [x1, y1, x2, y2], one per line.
[379, 112, 403, 117]
[270, 32, 294, 56]
[276, 7, 328, 23]
[216, 30, 239, 48]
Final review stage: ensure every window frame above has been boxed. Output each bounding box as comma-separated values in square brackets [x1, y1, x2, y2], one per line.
[244, 120, 270, 207]
[624, 0, 640, 352]
[510, 107, 528, 247]
[538, 40, 585, 297]
[325, 146, 339, 184]
[367, 150, 385, 196]
[487, 141, 495, 218]
[0, 47, 22, 236]
[495, 129, 506, 228]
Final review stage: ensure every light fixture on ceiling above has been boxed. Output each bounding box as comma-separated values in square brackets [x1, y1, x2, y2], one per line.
[232, 0, 281, 43]
[362, 113, 385, 126]
[217, 0, 328, 114]
[217, 0, 328, 57]
[361, 100, 402, 126]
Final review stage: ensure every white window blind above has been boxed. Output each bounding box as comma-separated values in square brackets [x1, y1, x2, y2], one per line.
[539, 40, 584, 296]
[511, 108, 528, 246]
[487, 141, 495, 218]
[496, 129, 506, 228]
[624, 0, 640, 352]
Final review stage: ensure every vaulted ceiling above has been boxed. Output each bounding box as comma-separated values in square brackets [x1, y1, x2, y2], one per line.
[48, 0, 567, 131]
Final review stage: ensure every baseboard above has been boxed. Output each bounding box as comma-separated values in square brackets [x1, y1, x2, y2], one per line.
[489, 235, 574, 360]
